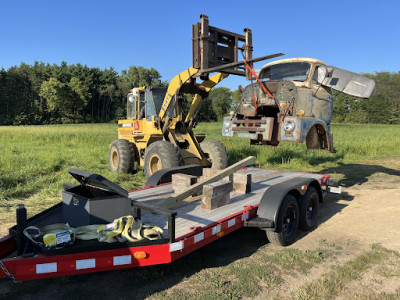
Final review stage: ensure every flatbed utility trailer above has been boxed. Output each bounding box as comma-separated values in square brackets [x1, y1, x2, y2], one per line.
[0, 168, 332, 282]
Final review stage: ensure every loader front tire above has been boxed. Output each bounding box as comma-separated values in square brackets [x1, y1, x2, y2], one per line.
[109, 139, 136, 173]
[200, 140, 229, 170]
[144, 141, 183, 179]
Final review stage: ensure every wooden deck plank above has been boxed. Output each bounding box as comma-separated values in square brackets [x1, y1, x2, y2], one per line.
[130, 169, 325, 239]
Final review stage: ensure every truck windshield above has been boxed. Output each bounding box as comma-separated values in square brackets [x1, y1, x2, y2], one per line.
[259, 62, 311, 82]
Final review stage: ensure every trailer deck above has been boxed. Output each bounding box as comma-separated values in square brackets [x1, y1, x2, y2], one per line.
[136, 168, 327, 238]
[0, 168, 329, 282]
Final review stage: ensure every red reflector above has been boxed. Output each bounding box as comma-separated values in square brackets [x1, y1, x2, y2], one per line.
[134, 121, 139, 130]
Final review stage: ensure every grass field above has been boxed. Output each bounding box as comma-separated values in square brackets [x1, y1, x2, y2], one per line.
[1, 122, 400, 299]
[0, 122, 400, 230]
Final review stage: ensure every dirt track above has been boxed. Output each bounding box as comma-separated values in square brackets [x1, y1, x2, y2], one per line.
[254, 157, 400, 299]
[297, 157, 400, 252]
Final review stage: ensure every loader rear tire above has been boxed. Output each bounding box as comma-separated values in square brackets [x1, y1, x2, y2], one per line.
[144, 141, 183, 179]
[109, 139, 136, 173]
[200, 140, 229, 170]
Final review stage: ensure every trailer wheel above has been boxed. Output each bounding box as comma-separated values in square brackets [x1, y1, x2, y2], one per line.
[109, 139, 136, 173]
[299, 186, 319, 231]
[200, 140, 229, 169]
[144, 141, 183, 179]
[266, 194, 299, 246]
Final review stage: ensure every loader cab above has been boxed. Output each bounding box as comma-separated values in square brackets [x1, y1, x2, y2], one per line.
[126, 87, 168, 121]
[127, 87, 144, 120]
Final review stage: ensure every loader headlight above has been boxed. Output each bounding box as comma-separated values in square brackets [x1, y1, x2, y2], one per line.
[223, 119, 232, 128]
[284, 120, 296, 132]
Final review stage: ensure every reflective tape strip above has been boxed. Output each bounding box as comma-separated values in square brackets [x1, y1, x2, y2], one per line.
[228, 219, 235, 228]
[169, 241, 184, 252]
[241, 213, 249, 221]
[113, 255, 131, 266]
[36, 262, 57, 274]
[76, 259, 95, 270]
[212, 225, 221, 235]
[194, 232, 204, 243]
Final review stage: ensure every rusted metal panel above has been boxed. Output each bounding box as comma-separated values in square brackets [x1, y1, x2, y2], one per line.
[232, 117, 274, 142]
[233, 119, 266, 125]
[232, 127, 265, 132]
[192, 14, 253, 77]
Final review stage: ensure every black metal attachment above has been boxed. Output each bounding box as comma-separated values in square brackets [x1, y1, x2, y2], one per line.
[16, 204, 27, 256]
[244, 216, 274, 228]
[132, 202, 177, 243]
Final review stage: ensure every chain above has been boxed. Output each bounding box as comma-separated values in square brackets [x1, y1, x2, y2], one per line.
[0, 259, 16, 283]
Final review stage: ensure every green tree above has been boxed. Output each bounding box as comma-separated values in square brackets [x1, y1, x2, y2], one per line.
[120, 66, 165, 87]
[208, 87, 232, 120]
[231, 89, 242, 110]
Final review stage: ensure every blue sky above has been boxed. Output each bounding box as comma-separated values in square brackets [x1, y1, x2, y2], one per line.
[1, 0, 399, 90]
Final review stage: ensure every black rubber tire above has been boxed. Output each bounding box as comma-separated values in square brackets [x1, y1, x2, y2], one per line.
[266, 194, 299, 246]
[200, 140, 229, 170]
[109, 139, 136, 173]
[143, 141, 183, 179]
[299, 186, 320, 231]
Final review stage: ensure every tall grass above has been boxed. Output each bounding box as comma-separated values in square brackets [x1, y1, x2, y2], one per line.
[0, 122, 399, 231]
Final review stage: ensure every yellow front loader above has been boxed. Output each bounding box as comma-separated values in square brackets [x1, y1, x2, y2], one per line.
[110, 69, 229, 178]
[109, 15, 281, 178]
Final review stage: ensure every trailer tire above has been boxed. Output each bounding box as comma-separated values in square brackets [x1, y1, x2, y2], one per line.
[200, 140, 229, 170]
[266, 194, 299, 246]
[144, 141, 183, 179]
[109, 139, 136, 173]
[299, 186, 319, 231]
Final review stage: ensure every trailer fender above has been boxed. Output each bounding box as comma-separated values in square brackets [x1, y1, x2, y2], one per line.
[257, 177, 322, 232]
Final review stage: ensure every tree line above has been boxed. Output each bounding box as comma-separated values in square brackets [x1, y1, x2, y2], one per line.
[0, 62, 165, 125]
[332, 72, 400, 124]
[0, 62, 399, 125]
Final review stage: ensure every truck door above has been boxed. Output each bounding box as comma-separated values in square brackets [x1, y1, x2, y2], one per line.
[311, 65, 333, 124]
[317, 66, 375, 99]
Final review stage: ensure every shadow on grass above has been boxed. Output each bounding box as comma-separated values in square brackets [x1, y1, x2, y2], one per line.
[296, 192, 353, 242]
[228, 147, 260, 163]
[320, 163, 400, 187]
[229, 145, 344, 167]
[266, 149, 344, 166]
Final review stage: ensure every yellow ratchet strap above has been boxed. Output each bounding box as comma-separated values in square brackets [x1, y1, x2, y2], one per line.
[102, 216, 163, 242]
[23, 216, 164, 249]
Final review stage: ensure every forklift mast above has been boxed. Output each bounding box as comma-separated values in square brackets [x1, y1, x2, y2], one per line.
[158, 15, 254, 125]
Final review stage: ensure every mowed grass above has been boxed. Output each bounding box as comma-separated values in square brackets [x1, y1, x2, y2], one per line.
[1, 122, 400, 299]
[0, 122, 399, 229]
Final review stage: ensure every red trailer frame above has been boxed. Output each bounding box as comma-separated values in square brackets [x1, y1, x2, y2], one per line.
[0, 175, 330, 282]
